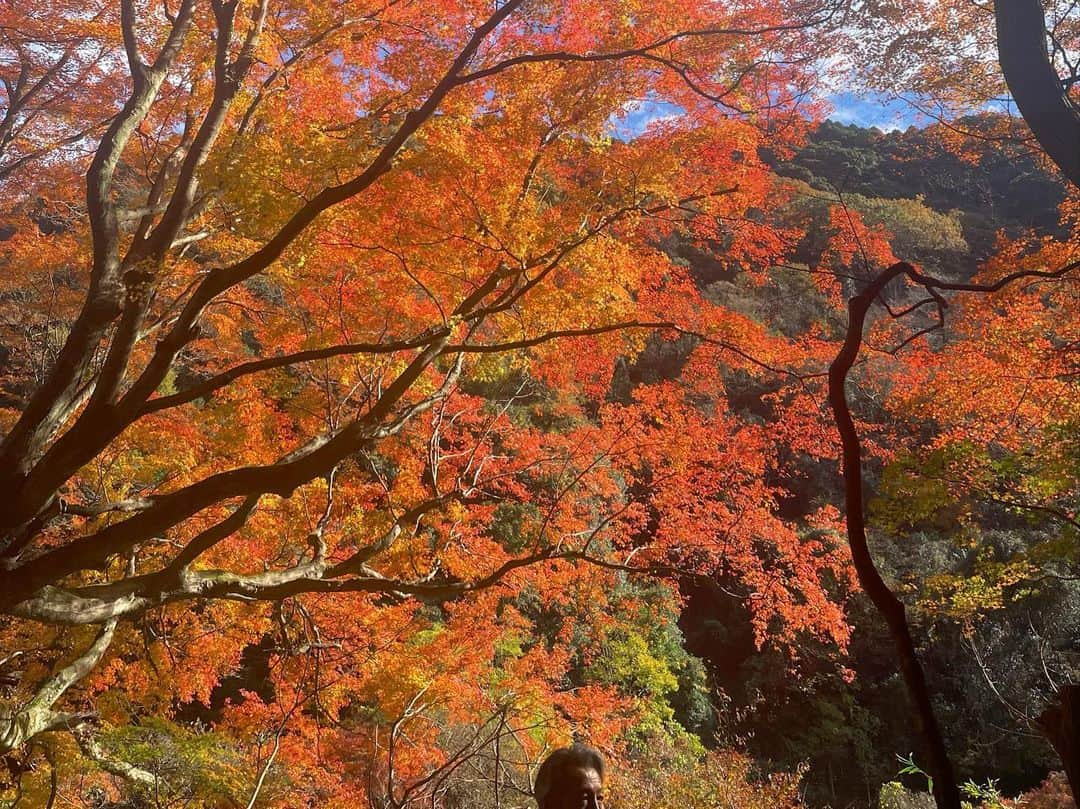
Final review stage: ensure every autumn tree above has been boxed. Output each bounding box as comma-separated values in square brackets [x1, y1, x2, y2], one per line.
[857, 234, 1080, 801]
[803, 4, 1080, 806]
[0, 0, 859, 802]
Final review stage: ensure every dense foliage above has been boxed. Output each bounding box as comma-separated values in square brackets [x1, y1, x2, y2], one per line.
[0, 2, 1078, 808]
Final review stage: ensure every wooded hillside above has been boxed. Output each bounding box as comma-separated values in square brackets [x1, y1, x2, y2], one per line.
[1, 3, 1078, 808]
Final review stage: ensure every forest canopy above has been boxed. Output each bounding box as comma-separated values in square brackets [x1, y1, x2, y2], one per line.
[0, 1, 1078, 808]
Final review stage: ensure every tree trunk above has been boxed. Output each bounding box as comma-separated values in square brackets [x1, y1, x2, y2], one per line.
[995, 0, 1080, 189]
[829, 265, 963, 809]
[1038, 685, 1080, 808]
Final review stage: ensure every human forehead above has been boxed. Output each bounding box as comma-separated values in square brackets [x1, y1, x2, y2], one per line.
[565, 766, 603, 790]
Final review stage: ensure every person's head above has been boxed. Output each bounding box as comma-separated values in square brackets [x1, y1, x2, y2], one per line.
[534, 743, 605, 809]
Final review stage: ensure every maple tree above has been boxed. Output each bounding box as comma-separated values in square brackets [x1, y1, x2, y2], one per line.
[4, 0, 1078, 805]
[826, 251, 1080, 809]
[0, 0, 867, 804]
[806, 5, 1080, 807]
[718, 120, 1078, 807]
[859, 237, 1080, 806]
[810, 168, 1080, 809]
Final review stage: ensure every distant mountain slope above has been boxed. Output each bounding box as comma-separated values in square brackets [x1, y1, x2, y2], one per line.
[770, 118, 1067, 264]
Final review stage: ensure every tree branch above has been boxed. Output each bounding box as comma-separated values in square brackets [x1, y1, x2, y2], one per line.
[825, 258, 1079, 809]
[0, 620, 118, 755]
[0, 0, 531, 542]
[0, 0, 197, 493]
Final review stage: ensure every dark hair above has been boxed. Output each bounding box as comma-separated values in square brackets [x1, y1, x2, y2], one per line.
[534, 743, 605, 807]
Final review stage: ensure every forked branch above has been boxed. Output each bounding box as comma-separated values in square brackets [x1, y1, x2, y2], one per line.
[827, 259, 1079, 809]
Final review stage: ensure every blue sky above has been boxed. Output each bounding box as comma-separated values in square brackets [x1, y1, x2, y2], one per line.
[825, 92, 924, 131]
[609, 92, 927, 139]
[610, 99, 685, 139]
